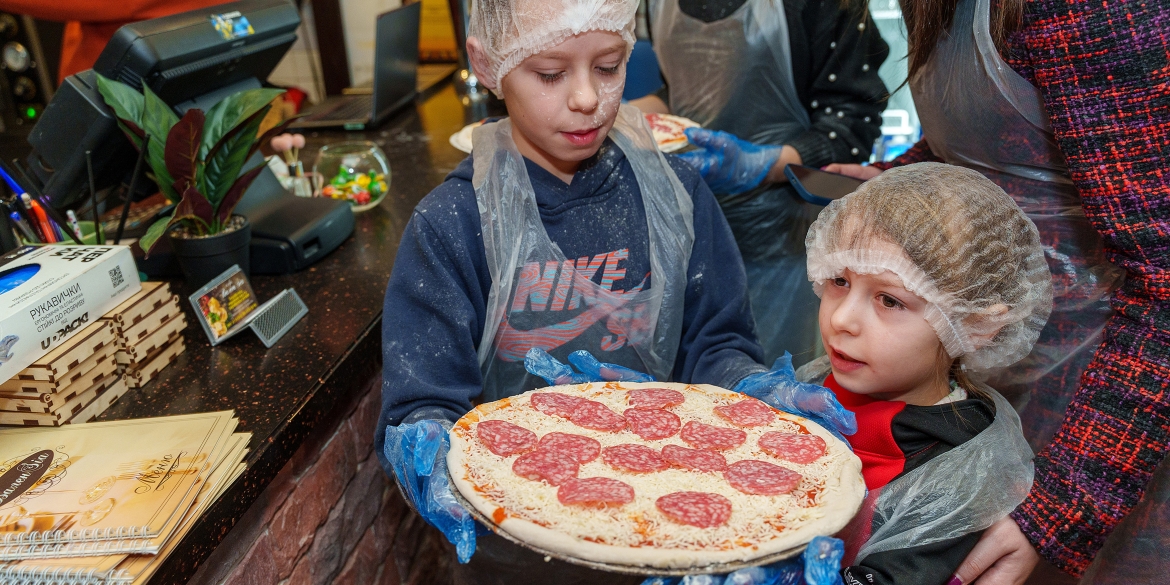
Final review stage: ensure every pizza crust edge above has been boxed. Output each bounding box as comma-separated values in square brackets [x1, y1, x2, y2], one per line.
[448, 381, 865, 570]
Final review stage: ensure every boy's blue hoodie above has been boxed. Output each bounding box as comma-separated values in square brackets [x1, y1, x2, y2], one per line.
[376, 136, 767, 470]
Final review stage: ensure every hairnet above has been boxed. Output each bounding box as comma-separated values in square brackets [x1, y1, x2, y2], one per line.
[805, 162, 1053, 372]
[468, 0, 638, 92]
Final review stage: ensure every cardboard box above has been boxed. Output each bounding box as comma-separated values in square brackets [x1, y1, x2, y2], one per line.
[0, 320, 116, 390]
[124, 337, 186, 389]
[0, 246, 139, 383]
[117, 314, 186, 366]
[0, 348, 118, 412]
[0, 372, 123, 426]
[102, 281, 171, 335]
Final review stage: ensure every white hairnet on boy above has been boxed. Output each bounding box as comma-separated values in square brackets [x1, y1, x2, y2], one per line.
[468, 0, 638, 91]
[806, 162, 1053, 372]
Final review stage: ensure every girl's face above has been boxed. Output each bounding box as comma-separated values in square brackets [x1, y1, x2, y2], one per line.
[818, 267, 951, 405]
[494, 31, 627, 181]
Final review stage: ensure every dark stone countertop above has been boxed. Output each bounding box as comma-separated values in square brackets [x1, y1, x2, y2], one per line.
[93, 80, 503, 584]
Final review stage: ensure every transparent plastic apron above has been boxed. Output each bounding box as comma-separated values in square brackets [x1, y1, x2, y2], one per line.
[649, 0, 821, 365]
[910, 1, 1158, 580]
[909, 0, 1122, 451]
[474, 105, 695, 402]
[797, 358, 1034, 565]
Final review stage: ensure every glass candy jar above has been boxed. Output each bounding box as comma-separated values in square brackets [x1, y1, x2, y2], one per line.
[313, 141, 391, 212]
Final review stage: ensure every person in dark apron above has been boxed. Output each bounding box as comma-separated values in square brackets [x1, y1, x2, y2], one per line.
[825, 0, 1169, 580]
[632, 0, 890, 368]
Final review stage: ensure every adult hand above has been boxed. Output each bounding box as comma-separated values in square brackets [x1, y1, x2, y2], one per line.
[821, 163, 883, 181]
[384, 419, 477, 563]
[733, 352, 857, 439]
[952, 517, 1040, 585]
[525, 348, 655, 385]
[678, 128, 783, 195]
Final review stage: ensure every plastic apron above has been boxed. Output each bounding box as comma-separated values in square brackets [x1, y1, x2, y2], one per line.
[649, 0, 821, 366]
[796, 357, 1034, 566]
[909, 0, 1122, 451]
[909, 0, 1159, 581]
[473, 105, 695, 403]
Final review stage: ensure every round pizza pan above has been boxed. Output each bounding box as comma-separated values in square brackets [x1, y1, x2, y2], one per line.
[447, 469, 807, 576]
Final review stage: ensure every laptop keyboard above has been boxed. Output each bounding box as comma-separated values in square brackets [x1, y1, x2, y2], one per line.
[314, 95, 373, 122]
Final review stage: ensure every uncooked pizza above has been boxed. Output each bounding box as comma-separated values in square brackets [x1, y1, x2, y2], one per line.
[447, 381, 864, 571]
[644, 113, 700, 153]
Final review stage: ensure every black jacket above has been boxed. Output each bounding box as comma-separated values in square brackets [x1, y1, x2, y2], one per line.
[841, 397, 997, 585]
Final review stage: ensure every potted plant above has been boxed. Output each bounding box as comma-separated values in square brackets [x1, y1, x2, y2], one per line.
[96, 74, 292, 283]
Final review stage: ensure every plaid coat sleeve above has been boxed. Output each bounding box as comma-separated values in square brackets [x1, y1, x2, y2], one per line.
[869, 138, 943, 170]
[1006, 0, 1170, 576]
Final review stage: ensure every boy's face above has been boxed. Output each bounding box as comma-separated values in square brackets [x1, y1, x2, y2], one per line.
[496, 31, 627, 178]
[818, 267, 950, 406]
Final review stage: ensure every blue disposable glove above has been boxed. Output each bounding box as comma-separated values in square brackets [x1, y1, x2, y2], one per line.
[525, 348, 655, 384]
[677, 128, 782, 195]
[384, 419, 477, 563]
[640, 536, 846, 585]
[733, 353, 857, 440]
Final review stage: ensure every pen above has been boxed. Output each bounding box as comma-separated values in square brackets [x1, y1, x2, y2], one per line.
[7, 159, 82, 245]
[9, 211, 37, 242]
[24, 196, 56, 244]
[65, 210, 84, 241]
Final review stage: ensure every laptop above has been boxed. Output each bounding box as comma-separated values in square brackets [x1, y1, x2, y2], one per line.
[293, 2, 420, 130]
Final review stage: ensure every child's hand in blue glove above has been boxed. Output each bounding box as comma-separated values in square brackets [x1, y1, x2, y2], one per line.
[733, 353, 857, 440]
[677, 128, 782, 195]
[384, 419, 477, 563]
[525, 348, 655, 384]
[640, 536, 846, 585]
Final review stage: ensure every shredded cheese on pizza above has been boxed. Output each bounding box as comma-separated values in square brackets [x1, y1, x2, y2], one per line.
[448, 382, 864, 569]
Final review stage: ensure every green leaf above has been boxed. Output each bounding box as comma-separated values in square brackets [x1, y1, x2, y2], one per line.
[201, 87, 285, 159]
[202, 105, 269, 208]
[95, 73, 144, 127]
[138, 213, 175, 256]
[141, 86, 179, 198]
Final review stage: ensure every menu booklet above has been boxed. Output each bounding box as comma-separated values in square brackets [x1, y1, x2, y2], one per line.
[0, 411, 237, 560]
[0, 424, 249, 584]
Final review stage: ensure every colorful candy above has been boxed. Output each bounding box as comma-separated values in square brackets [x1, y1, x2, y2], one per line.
[321, 168, 387, 206]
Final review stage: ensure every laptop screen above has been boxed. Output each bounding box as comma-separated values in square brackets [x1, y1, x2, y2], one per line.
[372, 2, 421, 120]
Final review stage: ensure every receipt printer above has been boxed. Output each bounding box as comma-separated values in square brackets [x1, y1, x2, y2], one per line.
[235, 160, 355, 274]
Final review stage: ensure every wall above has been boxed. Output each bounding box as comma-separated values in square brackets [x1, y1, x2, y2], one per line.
[187, 376, 452, 585]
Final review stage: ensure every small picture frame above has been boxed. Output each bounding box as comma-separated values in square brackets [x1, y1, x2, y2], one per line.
[188, 265, 308, 347]
[189, 265, 261, 345]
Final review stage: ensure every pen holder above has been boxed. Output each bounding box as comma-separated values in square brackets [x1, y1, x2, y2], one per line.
[19, 221, 102, 246]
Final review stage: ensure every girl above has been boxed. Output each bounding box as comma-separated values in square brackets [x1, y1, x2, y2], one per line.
[797, 162, 1052, 585]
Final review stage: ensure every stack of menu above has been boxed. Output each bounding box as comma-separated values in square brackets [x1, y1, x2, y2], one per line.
[0, 411, 250, 584]
[0, 320, 130, 427]
[102, 282, 187, 389]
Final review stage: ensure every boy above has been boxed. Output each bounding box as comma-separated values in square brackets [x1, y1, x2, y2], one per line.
[375, 0, 767, 581]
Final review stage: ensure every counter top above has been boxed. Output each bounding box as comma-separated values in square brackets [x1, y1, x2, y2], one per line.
[93, 80, 503, 584]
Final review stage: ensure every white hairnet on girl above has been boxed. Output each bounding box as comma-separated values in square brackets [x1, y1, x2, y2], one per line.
[467, 0, 638, 92]
[805, 162, 1054, 372]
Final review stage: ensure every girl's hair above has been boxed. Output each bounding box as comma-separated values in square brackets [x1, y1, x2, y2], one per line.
[901, 0, 1024, 79]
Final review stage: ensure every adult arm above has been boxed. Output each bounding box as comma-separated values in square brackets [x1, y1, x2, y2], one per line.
[1003, 0, 1170, 576]
[784, 0, 890, 171]
[666, 156, 768, 388]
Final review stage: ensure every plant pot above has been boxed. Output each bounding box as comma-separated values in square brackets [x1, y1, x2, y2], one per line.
[168, 216, 251, 285]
